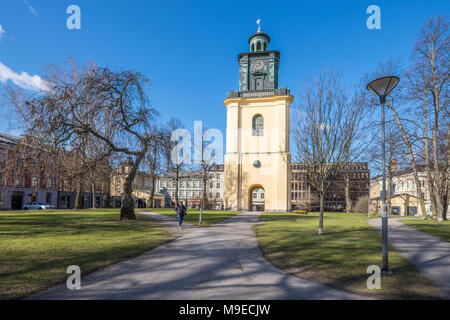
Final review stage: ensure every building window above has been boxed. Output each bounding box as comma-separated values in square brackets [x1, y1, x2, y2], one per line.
[15, 177, 22, 187]
[216, 183, 220, 189]
[0, 190, 4, 207]
[210, 183, 214, 189]
[46, 192, 52, 204]
[252, 115, 264, 136]
[32, 176, 39, 188]
[261, 193, 264, 199]
[216, 193, 220, 199]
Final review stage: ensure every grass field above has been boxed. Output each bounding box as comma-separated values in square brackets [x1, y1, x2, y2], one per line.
[402, 218, 450, 242]
[255, 212, 444, 299]
[142, 208, 241, 227]
[0, 209, 174, 300]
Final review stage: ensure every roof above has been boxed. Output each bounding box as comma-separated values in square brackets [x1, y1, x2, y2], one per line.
[248, 32, 271, 44]
[0, 133, 19, 145]
[371, 165, 428, 181]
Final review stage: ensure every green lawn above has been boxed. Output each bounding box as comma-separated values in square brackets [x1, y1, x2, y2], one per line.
[255, 212, 444, 299]
[402, 219, 450, 242]
[142, 208, 241, 227]
[0, 209, 174, 300]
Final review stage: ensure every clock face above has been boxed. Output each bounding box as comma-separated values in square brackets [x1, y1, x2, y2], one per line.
[253, 60, 264, 70]
[253, 160, 262, 169]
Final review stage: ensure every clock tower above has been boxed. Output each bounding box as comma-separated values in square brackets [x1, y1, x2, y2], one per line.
[224, 25, 293, 212]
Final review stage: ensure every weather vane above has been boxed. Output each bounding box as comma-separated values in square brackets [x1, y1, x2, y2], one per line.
[257, 19, 261, 32]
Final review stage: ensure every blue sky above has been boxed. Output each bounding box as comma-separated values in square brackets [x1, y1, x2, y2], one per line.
[0, 0, 448, 137]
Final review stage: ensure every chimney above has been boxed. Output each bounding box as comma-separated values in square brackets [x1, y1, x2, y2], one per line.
[390, 159, 398, 173]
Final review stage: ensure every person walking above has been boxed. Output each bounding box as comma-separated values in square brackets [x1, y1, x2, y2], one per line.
[175, 201, 187, 229]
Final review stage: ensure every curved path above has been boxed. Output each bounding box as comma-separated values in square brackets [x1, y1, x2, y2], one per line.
[368, 218, 450, 298]
[31, 211, 365, 300]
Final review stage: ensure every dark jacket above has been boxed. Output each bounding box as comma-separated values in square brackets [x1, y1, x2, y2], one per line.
[175, 205, 186, 216]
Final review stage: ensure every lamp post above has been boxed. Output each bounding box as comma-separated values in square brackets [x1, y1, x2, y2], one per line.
[367, 76, 400, 275]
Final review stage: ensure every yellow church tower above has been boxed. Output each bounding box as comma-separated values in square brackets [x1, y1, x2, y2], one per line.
[224, 25, 293, 212]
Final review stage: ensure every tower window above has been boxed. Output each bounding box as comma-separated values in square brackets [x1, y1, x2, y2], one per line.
[252, 115, 264, 136]
[263, 43, 267, 51]
[251, 43, 255, 52]
[257, 41, 261, 51]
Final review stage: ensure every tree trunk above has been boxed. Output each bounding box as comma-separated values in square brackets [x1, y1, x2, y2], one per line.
[387, 169, 393, 217]
[318, 193, 324, 235]
[149, 175, 156, 208]
[74, 178, 83, 209]
[345, 170, 352, 213]
[91, 171, 96, 209]
[121, 178, 136, 220]
[432, 104, 444, 221]
[120, 149, 147, 220]
[423, 94, 436, 218]
[91, 183, 96, 209]
[202, 168, 208, 210]
[175, 168, 179, 206]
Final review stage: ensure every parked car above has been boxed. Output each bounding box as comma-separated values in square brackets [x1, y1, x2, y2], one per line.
[23, 202, 54, 210]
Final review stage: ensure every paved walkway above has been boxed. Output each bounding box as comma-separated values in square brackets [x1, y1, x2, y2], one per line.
[368, 218, 450, 298]
[30, 211, 365, 300]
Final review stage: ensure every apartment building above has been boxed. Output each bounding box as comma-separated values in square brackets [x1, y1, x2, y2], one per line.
[291, 162, 370, 212]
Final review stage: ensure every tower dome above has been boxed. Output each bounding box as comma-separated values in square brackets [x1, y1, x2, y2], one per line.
[248, 26, 270, 52]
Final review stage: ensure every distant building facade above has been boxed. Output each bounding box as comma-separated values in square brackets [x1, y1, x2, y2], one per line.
[370, 165, 449, 217]
[291, 162, 370, 212]
[0, 134, 59, 210]
[155, 164, 225, 210]
[110, 158, 165, 209]
[0, 133, 110, 210]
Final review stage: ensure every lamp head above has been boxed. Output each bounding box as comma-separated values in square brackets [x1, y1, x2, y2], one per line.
[367, 76, 400, 103]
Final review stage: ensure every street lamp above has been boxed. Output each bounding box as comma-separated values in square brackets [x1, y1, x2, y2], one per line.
[367, 75, 400, 275]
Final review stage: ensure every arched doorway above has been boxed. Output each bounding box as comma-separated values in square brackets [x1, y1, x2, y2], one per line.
[248, 185, 265, 211]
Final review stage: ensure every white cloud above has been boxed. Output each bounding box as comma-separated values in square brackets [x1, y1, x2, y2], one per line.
[23, 0, 38, 17]
[0, 25, 5, 40]
[0, 61, 48, 91]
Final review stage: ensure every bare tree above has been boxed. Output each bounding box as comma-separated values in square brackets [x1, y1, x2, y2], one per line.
[161, 118, 187, 206]
[407, 17, 449, 221]
[144, 129, 163, 208]
[74, 134, 112, 209]
[367, 57, 429, 218]
[8, 63, 159, 220]
[292, 70, 365, 234]
[194, 125, 216, 210]
[366, 120, 407, 214]
[342, 85, 374, 213]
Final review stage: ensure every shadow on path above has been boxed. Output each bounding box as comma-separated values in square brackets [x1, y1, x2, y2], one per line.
[29, 212, 367, 300]
[368, 218, 450, 298]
